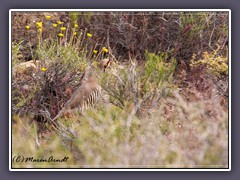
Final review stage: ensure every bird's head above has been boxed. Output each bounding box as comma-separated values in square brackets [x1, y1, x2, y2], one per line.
[85, 58, 112, 81]
[97, 58, 111, 72]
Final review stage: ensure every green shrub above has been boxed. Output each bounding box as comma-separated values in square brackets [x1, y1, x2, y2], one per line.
[11, 12, 229, 168]
[101, 51, 176, 114]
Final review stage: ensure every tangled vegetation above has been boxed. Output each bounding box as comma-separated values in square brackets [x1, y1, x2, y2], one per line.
[11, 11, 229, 168]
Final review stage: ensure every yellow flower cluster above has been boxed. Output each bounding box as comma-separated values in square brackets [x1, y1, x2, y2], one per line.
[57, 21, 63, 25]
[35, 22, 43, 33]
[41, 67, 47, 72]
[102, 47, 108, 53]
[36, 22, 43, 28]
[58, 33, 64, 37]
[45, 15, 51, 19]
[53, 23, 58, 28]
[25, 25, 30, 30]
[60, 27, 66, 31]
[74, 24, 78, 28]
[87, 33, 92, 38]
[190, 45, 228, 77]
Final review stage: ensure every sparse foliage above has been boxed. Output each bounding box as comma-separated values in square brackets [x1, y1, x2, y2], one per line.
[11, 11, 229, 168]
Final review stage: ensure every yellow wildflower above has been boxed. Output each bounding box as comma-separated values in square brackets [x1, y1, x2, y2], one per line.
[38, 28, 43, 32]
[57, 21, 63, 25]
[102, 47, 108, 53]
[25, 25, 30, 30]
[58, 33, 64, 37]
[74, 24, 78, 28]
[52, 23, 58, 28]
[41, 67, 47, 72]
[87, 33, 92, 38]
[93, 50, 98, 54]
[60, 27, 66, 31]
[45, 15, 51, 19]
[74, 32, 77, 36]
[36, 22, 43, 28]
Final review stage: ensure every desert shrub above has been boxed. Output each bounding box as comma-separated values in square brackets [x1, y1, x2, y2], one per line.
[12, 41, 24, 66]
[178, 12, 228, 62]
[101, 51, 176, 117]
[12, 60, 83, 119]
[12, 12, 228, 64]
[12, 13, 113, 119]
[74, 12, 228, 64]
[190, 45, 228, 99]
[11, 11, 229, 168]
[12, 90, 228, 168]
[190, 45, 228, 78]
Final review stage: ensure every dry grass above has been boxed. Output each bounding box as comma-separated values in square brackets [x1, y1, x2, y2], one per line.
[11, 11, 229, 169]
[12, 88, 228, 168]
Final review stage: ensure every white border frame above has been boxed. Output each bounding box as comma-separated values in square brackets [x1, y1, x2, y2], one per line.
[9, 9, 231, 171]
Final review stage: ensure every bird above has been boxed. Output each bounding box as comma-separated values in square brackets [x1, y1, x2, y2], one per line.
[52, 58, 111, 121]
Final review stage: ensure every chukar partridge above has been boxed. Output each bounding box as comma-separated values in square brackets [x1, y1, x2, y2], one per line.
[52, 59, 110, 121]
